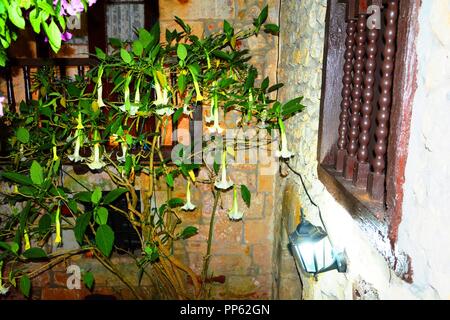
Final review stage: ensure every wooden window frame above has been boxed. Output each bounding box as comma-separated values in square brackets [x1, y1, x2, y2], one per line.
[317, 0, 420, 277]
[87, 0, 160, 54]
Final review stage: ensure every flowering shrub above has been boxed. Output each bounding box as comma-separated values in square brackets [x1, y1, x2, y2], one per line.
[0, 6, 305, 299]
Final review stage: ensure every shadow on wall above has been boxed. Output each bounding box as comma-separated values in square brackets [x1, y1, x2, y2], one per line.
[273, 180, 303, 300]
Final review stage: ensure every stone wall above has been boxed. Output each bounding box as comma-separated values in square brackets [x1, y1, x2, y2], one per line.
[276, 0, 450, 300]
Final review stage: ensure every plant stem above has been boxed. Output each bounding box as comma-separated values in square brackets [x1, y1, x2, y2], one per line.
[93, 250, 144, 300]
[201, 190, 220, 292]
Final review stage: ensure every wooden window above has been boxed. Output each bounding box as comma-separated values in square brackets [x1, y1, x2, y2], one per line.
[87, 0, 160, 54]
[317, 0, 419, 259]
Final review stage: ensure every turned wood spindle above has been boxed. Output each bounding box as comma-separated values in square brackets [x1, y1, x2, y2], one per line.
[353, 23, 380, 188]
[336, 19, 357, 173]
[5, 66, 16, 109]
[23, 65, 32, 103]
[344, 14, 367, 181]
[368, 0, 399, 201]
[78, 65, 85, 77]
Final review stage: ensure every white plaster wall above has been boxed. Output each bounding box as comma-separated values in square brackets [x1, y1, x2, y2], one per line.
[396, 0, 450, 300]
[277, 0, 450, 300]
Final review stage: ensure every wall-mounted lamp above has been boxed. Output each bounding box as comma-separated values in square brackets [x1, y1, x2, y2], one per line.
[289, 219, 347, 275]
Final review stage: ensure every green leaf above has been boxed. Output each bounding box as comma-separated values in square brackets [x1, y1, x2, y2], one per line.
[149, 23, 160, 46]
[95, 47, 106, 60]
[19, 276, 31, 298]
[74, 212, 92, 244]
[29, 9, 41, 33]
[0, 241, 18, 254]
[16, 127, 30, 144]
[213, 160, 220, 175]
[23, 248, 48, 260]
[282, 97, 305, 117]
[1, 172, 33, 186]
[74, 191, 92, 203]
[132, 40, 143, 56]
[125, 134, 133, 146]
[95, 225, 115, 257]
[109, 37, 122, 48]
[256, 5, 269, 27]
[8, 2, 25, 29]
[261, 77, 270, 92]
[44, 20, 62, 53]
[168, 198, 184, 208]
[38, 1, 55, 15]
[124, 155, 132, 176]
[165, 173, 174, 188]
[38, 214, 52, 236]
[268, 83, 284, 93]
[139, 28, 153, 48]
[91, 187, 102, 205]
[179, 226, 198, 240]
[68, 200, 78, 214]
[264, 23, 280, 35]
[30, 161, 44, 186]
[120, 48, 132, 64]
[212, 50, 232, 61]
[83, 272, 95, 290]
[244, 67, 257, 92]
[18, 186, 36, 196]
[103, 188, 128, 205]
[173, 107, 184, 124]
[178, 74, 187, 94]
[223, 20, 234, 37]
[177, 43, 187, 61]
[241, 184, 251, 208]
[174, 16, 191, 34]
[95, 207, 109, 225]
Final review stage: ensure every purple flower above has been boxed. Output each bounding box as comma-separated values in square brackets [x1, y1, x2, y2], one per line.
[0, 96, 6, 117]
[61, 31, 73, 41]
[54, 0, 96, 16]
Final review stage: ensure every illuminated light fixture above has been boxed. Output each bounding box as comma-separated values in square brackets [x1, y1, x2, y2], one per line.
[288, 218, 347, 275]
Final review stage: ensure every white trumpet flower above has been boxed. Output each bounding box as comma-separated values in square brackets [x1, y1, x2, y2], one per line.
[214, 150, 233, 190]
[87, 130, 106, 170]
[154, 81, 170, 106]
[204, 97, 215, 123]
[183, 103, 193, 116]
[0, 261, 9, 296]
[0, 284, 9, 296]
[117, 141, 128, 163]
[68, 131, 85, 163]
[181, 180, 196, 211]
[228, 185, 243, 221]
[68, 114, 85, 162]
[119, 76, 140, 116]
[275, 118, 294, 159]
[154, 81, 173, 116]
[207, 93, 223, 134]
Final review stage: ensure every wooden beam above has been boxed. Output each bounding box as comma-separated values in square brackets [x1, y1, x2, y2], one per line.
[88, 0, 107, 53]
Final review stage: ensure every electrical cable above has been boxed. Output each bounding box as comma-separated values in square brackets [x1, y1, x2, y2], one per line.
[284, 160, 329, 237]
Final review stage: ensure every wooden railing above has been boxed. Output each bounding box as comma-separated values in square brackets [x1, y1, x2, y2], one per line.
[1, 57, 203, 163]
[3, 58, 97, 108]
[335, 0, 399, 202]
